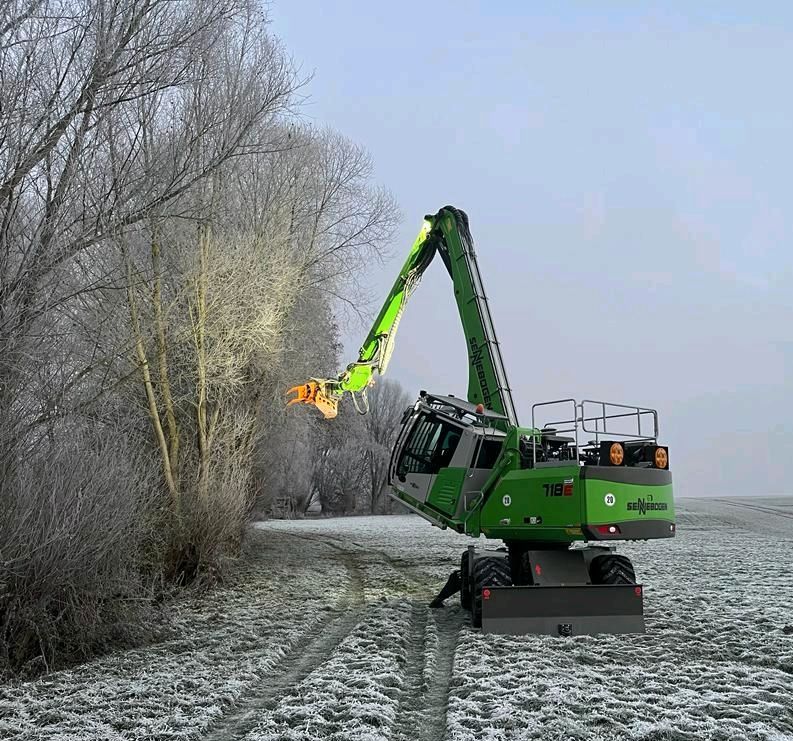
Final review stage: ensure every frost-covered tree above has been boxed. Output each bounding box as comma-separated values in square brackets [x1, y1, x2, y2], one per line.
[0, 0, 397, 673]
[361, 379, 413, 513]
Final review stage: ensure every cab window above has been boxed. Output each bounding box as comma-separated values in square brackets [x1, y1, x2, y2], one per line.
[474, 438, 503, 469]
[397, 416, 462, 476]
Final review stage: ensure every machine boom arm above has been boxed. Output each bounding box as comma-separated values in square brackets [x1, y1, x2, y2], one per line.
[288, 206, 517, 425]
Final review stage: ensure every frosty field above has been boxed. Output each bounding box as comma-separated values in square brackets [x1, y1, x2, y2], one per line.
[1, 497, 792, 741]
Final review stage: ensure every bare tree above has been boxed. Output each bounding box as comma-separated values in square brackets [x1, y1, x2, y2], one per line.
[253, 286, 341, 517]
[0, 1, 299, 475]
[309, 405, 369, 516]
[361, 379, 413, 512]
[113, 120, 397, 568]
[1, 1, 256, 331]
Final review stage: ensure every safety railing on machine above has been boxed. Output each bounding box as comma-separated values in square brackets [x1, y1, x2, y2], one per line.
[530, 398, 659, 467]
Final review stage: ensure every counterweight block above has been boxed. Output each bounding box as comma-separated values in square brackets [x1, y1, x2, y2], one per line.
[480, 583, 645, 636]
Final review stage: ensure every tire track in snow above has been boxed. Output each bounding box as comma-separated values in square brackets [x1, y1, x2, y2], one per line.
[392, 603, 463, 741]
[274, 529, 464, 740]
[712, 498, 793, 522]
[290, 530, 440, 591]
[201, 539, 365, 741]
[421, 609, 461, 741]
[392, 603, 429, 741]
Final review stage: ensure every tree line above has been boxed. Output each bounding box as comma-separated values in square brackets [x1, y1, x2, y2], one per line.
[0, 0, 407, 675]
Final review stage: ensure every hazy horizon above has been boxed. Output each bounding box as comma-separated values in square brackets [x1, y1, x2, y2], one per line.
[273, 2, 792, 498]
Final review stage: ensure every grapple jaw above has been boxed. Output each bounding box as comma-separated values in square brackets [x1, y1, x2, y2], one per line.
[286, 380, 340, 419]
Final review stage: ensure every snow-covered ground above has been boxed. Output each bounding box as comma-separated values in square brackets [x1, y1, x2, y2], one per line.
[1, 498, 792, 740]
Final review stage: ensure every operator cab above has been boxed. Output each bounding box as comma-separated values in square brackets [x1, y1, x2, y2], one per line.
[388, 392, 507, 518]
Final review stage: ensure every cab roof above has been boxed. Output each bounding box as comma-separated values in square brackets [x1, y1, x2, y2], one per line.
[420, 391, 510, 422]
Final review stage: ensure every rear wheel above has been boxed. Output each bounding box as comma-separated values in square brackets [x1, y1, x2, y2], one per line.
[471, 555, 512, 628]
[460, 551, 472, 610]
[589, 553, 636, 585]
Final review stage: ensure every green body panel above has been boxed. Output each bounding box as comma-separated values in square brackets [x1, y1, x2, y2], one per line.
[401, 452, 675, 543]
[472, 472, 675, 541]
[426, 467, 467, 517]
[583, 478, 675, 525]
[477, 465, 583, 541]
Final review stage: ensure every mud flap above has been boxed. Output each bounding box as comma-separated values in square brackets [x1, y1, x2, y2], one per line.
[480, 584, 645, 636]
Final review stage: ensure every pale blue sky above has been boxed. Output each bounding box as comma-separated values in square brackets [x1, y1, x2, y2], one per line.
[273, 2, 792, 497]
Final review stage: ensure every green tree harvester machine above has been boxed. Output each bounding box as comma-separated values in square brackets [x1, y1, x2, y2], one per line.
[289, 206, 675, 636]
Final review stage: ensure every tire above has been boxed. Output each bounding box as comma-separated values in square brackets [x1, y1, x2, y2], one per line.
[589, 553, 636, 585]
[471, 555, 512, 628]
[460, 551, 472, 610]
[507, 545, 535, 586]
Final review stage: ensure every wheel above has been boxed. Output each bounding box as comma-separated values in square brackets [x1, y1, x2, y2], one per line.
[460, 551, 472, 610]
[589, 553, 636, 585]
[471, 555, 512, 628]
[506, 543, 534, 586]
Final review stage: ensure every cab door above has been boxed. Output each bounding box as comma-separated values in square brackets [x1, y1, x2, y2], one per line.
[390, 413, 462, 506]
[453, 431, 505, 518]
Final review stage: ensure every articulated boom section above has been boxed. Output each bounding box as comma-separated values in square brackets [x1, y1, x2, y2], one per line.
[434, 208, 517, 426]
[287, 208, 517, 424]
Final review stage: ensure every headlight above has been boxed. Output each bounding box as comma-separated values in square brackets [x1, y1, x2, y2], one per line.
[609, 442, 624, 466]
[654, 447, 669, 469]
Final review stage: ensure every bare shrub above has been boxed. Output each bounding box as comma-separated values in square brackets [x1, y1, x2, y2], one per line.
[0, 429, 160, 676]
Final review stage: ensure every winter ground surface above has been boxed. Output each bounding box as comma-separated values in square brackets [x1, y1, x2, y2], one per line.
[1, 497, 792, 741]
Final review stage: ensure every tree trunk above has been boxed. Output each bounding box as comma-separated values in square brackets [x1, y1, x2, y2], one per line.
[124, 245, 179, 509]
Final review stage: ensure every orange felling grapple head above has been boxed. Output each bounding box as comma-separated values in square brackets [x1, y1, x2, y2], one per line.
[286, 380, 339, 419]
